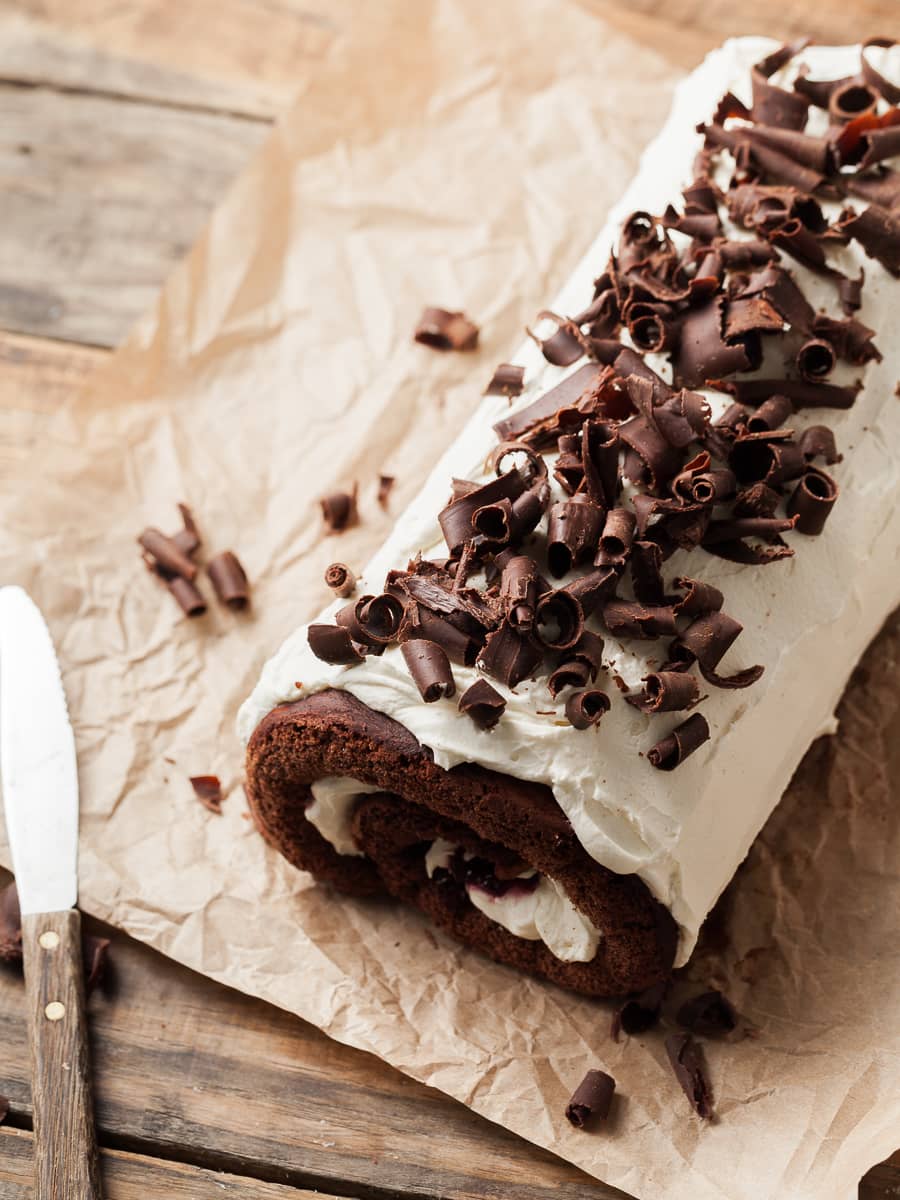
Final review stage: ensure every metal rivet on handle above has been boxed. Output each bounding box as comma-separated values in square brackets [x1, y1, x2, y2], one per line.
[38, 931, 60, 950]
[44, 1001, 66, 1021]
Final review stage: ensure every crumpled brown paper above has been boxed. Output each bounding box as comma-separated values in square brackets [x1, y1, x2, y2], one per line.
[0, 4, 897, 1196]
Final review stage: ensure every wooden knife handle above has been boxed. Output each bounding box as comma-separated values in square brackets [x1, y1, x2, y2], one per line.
[21, 909, 103, 1200]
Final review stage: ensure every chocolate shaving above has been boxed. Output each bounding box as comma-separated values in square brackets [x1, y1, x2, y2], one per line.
[535, 590, 585, 652]
[611, 982, 667, 1040]
[836, 204, 900, 276]
[547, 495, 604, 578]
[548, 658, 592, 699]
[414, 306, 479, 351]
[723, 296, 784, 340]
[842, 169, 900, 212]
[751, 42, 810, 130]
[565, 1069, 616, 1129]
[630, 539, 666, 604]
[794, 68, 854, 109]
[458, 679, 506, 730]
[835, 108, 900, 168]
[355, 593, 405, 644]
[307, 623, 365, 665]
[798, 424, 840, 463]
[861, 38, 900, 105]
[829, 82, 880, 125]
[677, 990, 738, 1035]
[139, 527, 197, 581]
[648, 713, 710, 771]
[527, 311, 586, 367]
[190, 775, 223, 814]
[746, 394, 793, 432]
[812, 313, 881, 365]
[401, 639, 455, 702]
[324, 562, 357, 598]
[207, 551, 249, 610]
[565, 688, 610, 730]
[665, 1033, 714, 1119]
[603, 600, 676, 640]
[677, 611, 765, 689]
[723, 377, 861, 410]
[618, 411, 683, 491]
[492, 362, 609, 444]
[673, 298, 754, 389]
[477, 621, 542, 688]
[627, 671, 700, 714]
[174, 502, 202, 557]
[654, 390, 711, 449]
[485, 363, 525, 397]
[403, 608, 479, 667]
[673, 576, 724, 618]
[500, 555, 540, 631]
[320, 485, 358, 533]
[596, 507, 636, 567]
[563, 567, 618, 618]
[166, 576, 207, 617]
[438, 470, 526, 554]
[377, 474, 395, 509]
[796, 338, 836, 382]
[582, 419, 620, 507]
[787, 467, 839, 535]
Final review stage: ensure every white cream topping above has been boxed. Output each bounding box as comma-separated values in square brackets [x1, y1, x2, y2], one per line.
[306, 776, 382, 857]
[424, 839, 601, 963]
[240, 40, 900, 964]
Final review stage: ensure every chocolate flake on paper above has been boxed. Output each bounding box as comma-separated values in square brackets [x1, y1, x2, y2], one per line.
[324, 562, 357, 598]
[207, 551, 250, 609]
[320, 485, 359, 533]
[677, 989, 738, 1035]
[414, 306, 479, 351]
[565, 1069, 616, 1129]
[665, 1033, 714, 1119]
[190, 774, 224, 814]
[485, 363, 526, 397]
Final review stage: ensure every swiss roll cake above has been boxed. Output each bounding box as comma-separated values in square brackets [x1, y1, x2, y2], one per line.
[240, 38, 900, 997]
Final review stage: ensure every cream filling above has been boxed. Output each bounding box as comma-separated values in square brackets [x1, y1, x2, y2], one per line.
[306, 776, 382, 857]
[241, 40, 900, 965]
[424, 839, 601, 963]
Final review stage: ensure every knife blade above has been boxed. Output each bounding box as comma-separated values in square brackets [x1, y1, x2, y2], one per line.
[0, 585, 102, 1200]
[0, 585, 78, 915]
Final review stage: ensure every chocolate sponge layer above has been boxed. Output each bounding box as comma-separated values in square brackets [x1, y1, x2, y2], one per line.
[245, 689, 677, 996]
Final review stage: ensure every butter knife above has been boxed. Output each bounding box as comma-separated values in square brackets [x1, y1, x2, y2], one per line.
[0, 586, 102, 1199]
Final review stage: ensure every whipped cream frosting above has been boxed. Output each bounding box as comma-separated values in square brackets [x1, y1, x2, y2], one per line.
[306, 776, 383, 857]
[424, 839, 601, 963]
[241, 39, 900, 964]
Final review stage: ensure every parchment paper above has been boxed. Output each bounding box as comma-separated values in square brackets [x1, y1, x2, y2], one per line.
[1, 4, 898, 1197]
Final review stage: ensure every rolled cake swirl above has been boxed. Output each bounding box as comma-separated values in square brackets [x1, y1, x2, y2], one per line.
[242, 38, 900, 997]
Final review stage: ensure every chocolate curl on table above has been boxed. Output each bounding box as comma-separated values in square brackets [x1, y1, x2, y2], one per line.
[787, 467, 839, 535]
[677, 990, 739, 1036]
[769, 218, 838, 275]
[166, 577, 207, 617]
[836, 204, 900, 276]
[648, 713, 710, 772]
[324, 562, 356, 599]
[438, 470, 526, 555]
[602, 600, 676, 640]
[861, 38, 900, 105]
[812, 313, 881, 365]
[750, 40, 810, 130]
[673, 575, 724, 618]
[611, 982, 667, 1040]
[476, 621, 542, 688]
[828, 82, 880, 126]
[722, 376, 861, 410]
[676, 611, 764, 689]
[484, 363, 525, 397]
[562, 567, 619, 619]
[500, 555, 540, 632]
[746, 393, 793, 432]
[547, 496, 604, 578]
[307, 623, 365, 665]
[190, 775, 223, 814]
[672, 298, 755, 390]
[526, 311, 587, 367]
[319, 485, 358, 533]
[630, 539, 666, 605]
[413, 307, 478, 351]
[401, 639, 455, 702]
[796, 338, 836, 382]
[564, 1070, 616, 1129]
[377, 474, 395, 509]
[627, 671, 700, 714]
[581, 419, 619, 508]
[798, 424, 840, 464]
[174, 502, 202, 557]
[139, 527, 197, 581]
[492, 362, 613, 446]
[207, 551, 249, 609]
[535, 590, 585, 652]
[664, 1033, 714, 1118]
[704, 515, 798, 544]
[458, 679, 506, 730]
[596, 507, 636, 568]
[565, 688, 610, 730]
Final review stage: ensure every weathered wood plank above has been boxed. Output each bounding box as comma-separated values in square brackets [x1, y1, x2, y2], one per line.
[0, 85, 266, 345]
[0, 1127, 338, 1199]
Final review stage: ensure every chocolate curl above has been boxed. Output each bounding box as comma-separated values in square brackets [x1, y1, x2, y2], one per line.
[190, 774, 223, 814]
[812, 313, 881, 365]
[166, 577, 207, 617]
[664, 1033, 714, 1118]
[565, 1070, 616, 1129]
[548, 658, 592, 699]
[673, 455, 737, 505]
[705, 538, 794, 565]
[500, 555, 540, 632]
[735, 262, 816, 335]
[751, 42, 810, 130]
[794, 68, 854, 109]
[654, 390, 710, 449]
[661, 204, 720, 242]
[319, 485, 358, 533]
[492, 362, 610, 445]
[565, 688, 610, 730]
[627, 671, 700, 714]
[796, 338, 837, 383]
[673, 576, 724, 618]
[174, 502, 201, 557]
[414, 307, 479, 351]
[553, 433, 585, 495]
[787, 468, 839, 535]
[673, 298, 754, 389]
[861, 38, 900, 105]
[324, 562, 357, 599]
[723, 376, 861, 411]
[678, 611, 765, 689]
[535, 591, 585, 652]
[546, 496, 604, 578]
[722, 296, 784, 341]
[508, 481, 550, 542]
[769, 218, 834, 275]
[573, 285, 621, 336]
[611, 982, 667, 1040]
[798, 425, 840, 464]
[715, 238, 777, 268]
[704, 516, 797, 545]
[596, 507, 636, 568]
[490, 440, 548, 484]
[836, 204, 900, 276]
[648, 713, 710, 772]
[619, 413, 683, 492]
[625, 303, 680, 354]
[526, 311, 586, 367]
[630, 540, 665, 605]
[738, 124, 831, 173]
[354, 593, 404, 645]
[404, 608, 479, 668]
[207, 551, 249, 610]
[439, 470, 526, 554]
[139, 527, 197, 581]
[581, 419, 619, 508]
[703, 123, 821, 191]
[746, 394, 793, 432]
[485, 363, 525, 397]
[477, 621, 542, 688]
[835, 108, 900, 167]
[458, 679, 506, 730]
[617, 210, 669, 270]
[829, 82, 880, 125]
[563, 567, 618, 618]
[841, 170, 900, 213]
[307, 623, 365, 665]
[401, 639, 456, 702]
[677, 990, 738, 1036]
[603, 600, 677, 640]
[612, 347, 673, 407]
[377, 474, 395, 509]
[472, 497, 513, 546]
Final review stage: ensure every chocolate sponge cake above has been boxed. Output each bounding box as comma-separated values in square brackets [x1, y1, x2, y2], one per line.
[241, 38, 900, 997]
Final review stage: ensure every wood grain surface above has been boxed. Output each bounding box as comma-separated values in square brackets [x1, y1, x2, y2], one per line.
[0, 2, 897, 1197]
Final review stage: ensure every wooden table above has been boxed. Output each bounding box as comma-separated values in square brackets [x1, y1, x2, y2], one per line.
[0, 3, 897, 1196]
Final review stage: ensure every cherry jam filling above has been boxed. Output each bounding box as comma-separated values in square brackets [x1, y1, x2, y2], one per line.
[432, 847, 540, 898]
